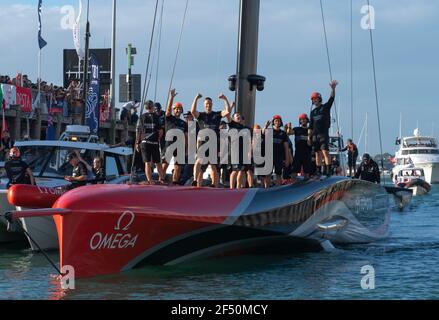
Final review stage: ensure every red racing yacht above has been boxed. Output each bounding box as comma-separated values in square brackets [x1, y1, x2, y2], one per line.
[6, 177, 390, 278]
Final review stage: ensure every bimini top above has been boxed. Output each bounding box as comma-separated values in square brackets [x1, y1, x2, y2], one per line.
[14, 140, 132, 156]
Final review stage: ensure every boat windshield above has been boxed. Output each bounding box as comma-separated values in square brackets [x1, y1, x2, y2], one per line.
[20, 146, 100, 179]
[399, 169, 424, 177]
[403, 138, 438, 148]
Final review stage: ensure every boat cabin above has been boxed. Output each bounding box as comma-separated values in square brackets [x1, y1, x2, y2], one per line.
[400, 130, 439, 155]
[12, 140, 132, 186]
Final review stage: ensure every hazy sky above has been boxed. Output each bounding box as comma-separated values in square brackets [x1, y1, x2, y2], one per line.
[0, 0, 437, 155]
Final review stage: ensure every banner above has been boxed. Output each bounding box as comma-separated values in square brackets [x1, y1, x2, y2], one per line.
[73, 0, 84, 60]
[1, 84, 16, 109]
[85, 54, 100, 135]
[16, 86, 33, 112]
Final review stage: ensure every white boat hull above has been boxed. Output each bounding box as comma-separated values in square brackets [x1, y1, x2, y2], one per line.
[19, 214, 58, 251]
[0, 191, 26, 244]
[415, 162, 439, 184]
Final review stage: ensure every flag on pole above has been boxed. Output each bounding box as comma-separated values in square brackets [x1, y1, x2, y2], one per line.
[73, 0, 85, 60]
[38, 0, 47, 49]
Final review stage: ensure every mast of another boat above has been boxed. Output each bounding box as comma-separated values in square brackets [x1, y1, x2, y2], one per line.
[365, 112, 368, 154]
[399, 113, 402, 141]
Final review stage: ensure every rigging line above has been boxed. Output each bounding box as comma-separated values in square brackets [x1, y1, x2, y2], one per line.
[319, 0, 341, 136]
[166, 0, 190, 101]
[154, 0, 165, 102]
[162, 0, 189, 137]
[130, 0, 159, 182]
[350, 0, 354, 140]
[356, 112, 367, 150]
[366, 0, 386, 183]
[139, 0, 160, 117]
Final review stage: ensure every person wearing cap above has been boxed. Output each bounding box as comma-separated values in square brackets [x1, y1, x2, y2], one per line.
[286, 113, 313, 181]
[226, 112, 252, 189]
[74, 150, 106, 184]
[266, 115, 292, 186]
[64, 152, 88, 189]
[354, 153, 380, 184]
[5, 147, 35, 188]
[178, 111, 199, 185]
[164, 89, 188, 185]
[136, 100, 165, 184]
[340, 139, 359, 177]
[191, 93, 232, 187]
[308, 80, 338, 177]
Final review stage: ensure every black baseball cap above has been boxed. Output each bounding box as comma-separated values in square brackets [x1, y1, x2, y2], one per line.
[66, 152, 77, 162]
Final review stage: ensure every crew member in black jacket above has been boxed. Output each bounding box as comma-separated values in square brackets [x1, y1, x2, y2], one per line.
[355, 153, 380, 184]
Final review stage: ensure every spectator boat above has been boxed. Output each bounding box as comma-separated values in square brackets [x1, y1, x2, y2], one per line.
[394, 167, 431, 196]
[0, 125, 132, 250]
[393, 129, 439, 184]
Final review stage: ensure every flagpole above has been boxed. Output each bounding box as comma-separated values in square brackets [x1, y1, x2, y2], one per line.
[82, 0, 91, 125]
[38, 49, 41, 106]
[110, 0, 116, 121]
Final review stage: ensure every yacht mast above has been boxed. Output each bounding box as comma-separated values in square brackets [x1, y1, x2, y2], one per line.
[234, 0, 265, 127]
[399, 113, 402, 139]
[365, 112, 368, 154]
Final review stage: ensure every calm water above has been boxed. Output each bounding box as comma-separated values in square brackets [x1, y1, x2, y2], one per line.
[1, 186, 439, 300]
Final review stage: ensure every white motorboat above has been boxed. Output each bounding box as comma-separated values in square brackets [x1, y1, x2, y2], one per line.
[393, 129, 439, 184]
[0, 125, 132, 251]
[394, 167, 431, 196]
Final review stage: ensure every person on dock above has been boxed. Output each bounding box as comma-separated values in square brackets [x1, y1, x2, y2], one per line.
[136, 100, 166, 185]
[355, 153, 380, 184]
[191, 93, 231, 187]
[0, 130, 15, 161]
[120, 101, 138, 124]
[308, 80, 338, 177]
[5, 147, 35, 188]
[340, 139, 359, 177]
